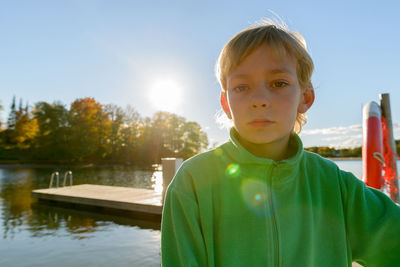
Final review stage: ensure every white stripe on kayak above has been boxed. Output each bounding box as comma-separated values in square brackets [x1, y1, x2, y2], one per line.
[363, 101, 381, 119]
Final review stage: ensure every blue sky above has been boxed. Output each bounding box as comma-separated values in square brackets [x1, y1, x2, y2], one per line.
[1, 0, 399, 148]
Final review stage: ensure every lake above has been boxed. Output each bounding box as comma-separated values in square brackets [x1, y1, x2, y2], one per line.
[0, 160, 398, 266]
[0, 166, 162, 267]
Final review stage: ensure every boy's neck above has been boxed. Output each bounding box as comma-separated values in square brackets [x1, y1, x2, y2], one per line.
[234, 130, 291, 161]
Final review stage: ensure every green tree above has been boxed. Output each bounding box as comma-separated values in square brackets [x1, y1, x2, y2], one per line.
[118, 105, 142, 164]
[179, 121, 208, 158]
[33, 101, 70, 160]
[137, 116, 154, 165]
[140, 111, 209, 164]
[7, 96, 17, 130]
[317, 146, 336, 157]
[104, 104, 125, 160]
[305, 146, 318, 154]
[350, 147, 362, 157]
[0, 101, 3, 129]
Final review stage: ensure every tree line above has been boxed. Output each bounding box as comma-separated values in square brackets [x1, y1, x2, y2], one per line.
[305, 146, 362, 158]
[0, 97, 208, 166]
[0, 96, 398, 164]
[305, 141, 400, 158]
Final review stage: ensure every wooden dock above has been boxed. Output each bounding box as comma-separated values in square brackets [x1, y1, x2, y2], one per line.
[31, 184, 162, 215]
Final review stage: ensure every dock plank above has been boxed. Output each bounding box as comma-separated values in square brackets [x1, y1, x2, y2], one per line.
[32, 184, 163, 215]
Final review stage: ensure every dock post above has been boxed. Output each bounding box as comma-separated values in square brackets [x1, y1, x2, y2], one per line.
[379, 93, 400, 203]
[161, 158, 183, 204]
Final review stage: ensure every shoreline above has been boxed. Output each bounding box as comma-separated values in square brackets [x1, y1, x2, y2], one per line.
[0, 157, 362, 169]
[326, 157, 361, 161]
[0, 163, 150, 169]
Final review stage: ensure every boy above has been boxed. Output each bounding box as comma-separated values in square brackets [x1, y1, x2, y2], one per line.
[161, 21, 400, 266]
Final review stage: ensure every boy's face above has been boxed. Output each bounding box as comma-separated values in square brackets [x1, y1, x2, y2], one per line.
[221, 45, 314, 146]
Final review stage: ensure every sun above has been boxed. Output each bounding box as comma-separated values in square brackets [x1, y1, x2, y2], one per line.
[148, 79, 182, 112]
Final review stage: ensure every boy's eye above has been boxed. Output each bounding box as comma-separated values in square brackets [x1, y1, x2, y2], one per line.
[272, 81, 288, 88]
[233, 85, 248, 92]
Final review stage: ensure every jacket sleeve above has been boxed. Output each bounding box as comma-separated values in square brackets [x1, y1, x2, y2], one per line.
[161, 169, 207, 267]
[341, 171, 400, 266]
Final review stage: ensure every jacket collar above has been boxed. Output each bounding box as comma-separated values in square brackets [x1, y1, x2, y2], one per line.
[223, 128, 304, 173]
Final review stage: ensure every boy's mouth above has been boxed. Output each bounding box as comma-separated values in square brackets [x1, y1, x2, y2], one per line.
[248, 118, 275, 127]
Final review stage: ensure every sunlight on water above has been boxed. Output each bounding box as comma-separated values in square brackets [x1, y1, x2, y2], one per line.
[151, 170, 163, 194]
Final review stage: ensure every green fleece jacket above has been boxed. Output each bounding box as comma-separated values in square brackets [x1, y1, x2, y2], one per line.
[161, 130, 400, 266]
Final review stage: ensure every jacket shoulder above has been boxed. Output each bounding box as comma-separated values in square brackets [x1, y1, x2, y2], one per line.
[302, 150, 364, 192]
[169, 145, 228, 190]
[302, 150, 341, 172]
[179, 140, 234, 171]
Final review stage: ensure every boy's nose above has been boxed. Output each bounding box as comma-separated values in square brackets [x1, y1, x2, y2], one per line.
[252, 101, 268, 108]
[251, 92, 270, 109]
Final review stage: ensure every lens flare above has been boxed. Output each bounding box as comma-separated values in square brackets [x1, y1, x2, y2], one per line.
[254, 193, 263, 202]
[225, 163, 241, 178]
[241, 179, 272, 217]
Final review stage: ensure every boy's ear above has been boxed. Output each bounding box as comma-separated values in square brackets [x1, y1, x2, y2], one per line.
[220, 92, 232, 119]
[298, 83, 315, 113]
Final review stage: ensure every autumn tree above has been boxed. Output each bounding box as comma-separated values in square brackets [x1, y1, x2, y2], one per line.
[12, 110, 39, 148]
[0, 96, 209, 165]
[68, 97, 111, 162]
[4, 97, 38, 149]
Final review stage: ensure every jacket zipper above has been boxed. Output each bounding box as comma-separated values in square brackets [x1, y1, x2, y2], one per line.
[268, 165, 279, 267]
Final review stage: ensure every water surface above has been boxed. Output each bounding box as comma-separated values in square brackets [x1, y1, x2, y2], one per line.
[1, 160, 398, 266]
[0, 166, 161, 267]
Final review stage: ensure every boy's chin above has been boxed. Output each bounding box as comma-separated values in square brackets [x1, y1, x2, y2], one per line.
[237, 133, 278, 145]
[234, 129, 291, 146]
[243, 137, 278, 145]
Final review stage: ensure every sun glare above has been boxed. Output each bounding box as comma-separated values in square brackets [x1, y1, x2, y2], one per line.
[149, 79, 182, 112]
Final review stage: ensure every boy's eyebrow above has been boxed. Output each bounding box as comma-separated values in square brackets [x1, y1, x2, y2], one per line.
[228, 74, 249, 81]
[228, 68, 295, 81]
[269, 68, 295, 76]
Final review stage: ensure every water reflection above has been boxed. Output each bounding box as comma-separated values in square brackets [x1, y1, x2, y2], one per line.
[151, 169, 163, 194]
[0, 166, 162, 266]
[0, 161, 389, 266]
[0, 166, 161, 240]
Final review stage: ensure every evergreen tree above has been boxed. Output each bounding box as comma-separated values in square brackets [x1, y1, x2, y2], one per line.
[7, 96, 16, 130]
[0, 101, 3, 129]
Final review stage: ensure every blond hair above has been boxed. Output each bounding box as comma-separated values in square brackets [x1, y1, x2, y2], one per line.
[215, 21, 314, 134]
